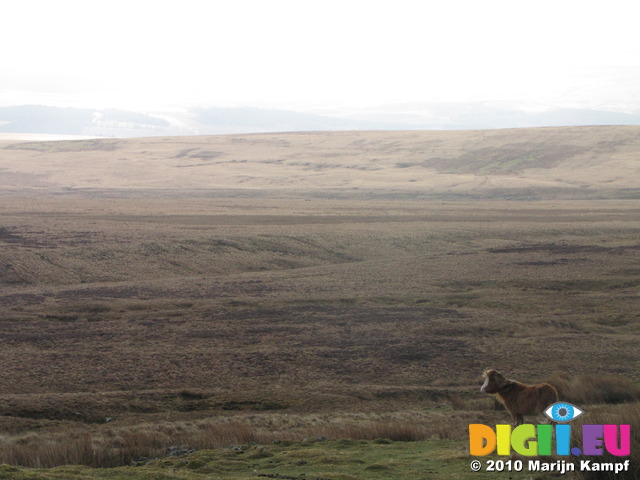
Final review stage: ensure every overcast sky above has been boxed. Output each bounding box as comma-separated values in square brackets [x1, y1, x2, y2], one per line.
[2, 0, 640, 114]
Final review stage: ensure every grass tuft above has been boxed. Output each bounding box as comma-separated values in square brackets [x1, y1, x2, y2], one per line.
[548, 372, 640, 405]
[571, 403, 640, 480]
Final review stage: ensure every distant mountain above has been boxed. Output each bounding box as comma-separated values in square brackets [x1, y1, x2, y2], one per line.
[341, 102, 640, 130]
[1, 103, 640, 138]
[0, 105, 373, 137]
[190, 107, 358, 133]
[0, 105, 95, 135]
[0, 106, 172, 137]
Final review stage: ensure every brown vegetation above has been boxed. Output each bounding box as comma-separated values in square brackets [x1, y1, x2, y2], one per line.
[0, 127, 638, 470]
[571, 403, 640, 480]
[0, 411, 472, 468]
[548, 372, 640, 405]
[2, 126, 640, 196]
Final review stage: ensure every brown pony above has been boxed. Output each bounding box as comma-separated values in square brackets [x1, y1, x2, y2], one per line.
[481, 369, 558, 425]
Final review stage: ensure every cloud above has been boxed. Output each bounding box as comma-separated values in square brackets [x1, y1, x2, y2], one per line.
[2, 1, 639, 112]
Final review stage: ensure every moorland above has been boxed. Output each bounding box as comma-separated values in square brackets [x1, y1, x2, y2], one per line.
[0, 126, 639, 479]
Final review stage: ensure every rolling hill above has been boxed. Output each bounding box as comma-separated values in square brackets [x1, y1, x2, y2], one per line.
[0, 125, 639, 477]
[1, 125, 639, 199]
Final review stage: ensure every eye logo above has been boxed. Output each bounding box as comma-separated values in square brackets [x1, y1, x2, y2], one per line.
[544, 402, 584, 422]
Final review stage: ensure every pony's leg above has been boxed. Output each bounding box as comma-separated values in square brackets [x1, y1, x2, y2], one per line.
[510, 411, 519, 426]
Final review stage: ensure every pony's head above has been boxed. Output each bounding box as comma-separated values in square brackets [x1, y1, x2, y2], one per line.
[481, 368, 508, 393]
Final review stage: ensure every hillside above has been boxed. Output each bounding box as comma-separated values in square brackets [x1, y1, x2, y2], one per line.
[1, 126, 639, 199]
[0, 126, 639, 477]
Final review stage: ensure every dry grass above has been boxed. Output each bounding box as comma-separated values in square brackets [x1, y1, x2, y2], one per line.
[0, 130, 639, 470]
[0, 411, 474, 468]
[548, 372, 640, 405]
[323, 421, 428, 442]
[0, 421, 263, 468]
[448, 394, 466, 411]
[2, 126, 639, 195]
[571, 403, 640, 480]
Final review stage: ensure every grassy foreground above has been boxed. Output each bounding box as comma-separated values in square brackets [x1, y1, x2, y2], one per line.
[0, 439, 547, 480]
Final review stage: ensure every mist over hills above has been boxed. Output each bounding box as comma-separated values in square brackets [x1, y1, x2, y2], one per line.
[2, 103, 640, 138]
[345, 102, 640, 130]
[0, 105, 369, 138]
